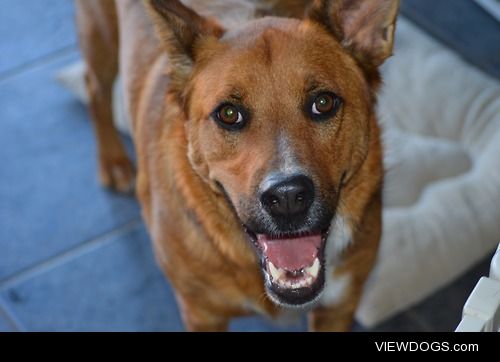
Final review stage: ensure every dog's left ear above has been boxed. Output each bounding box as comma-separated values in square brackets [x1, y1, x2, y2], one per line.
[307, 0, 399, 69]
[145, 0, 225, 91]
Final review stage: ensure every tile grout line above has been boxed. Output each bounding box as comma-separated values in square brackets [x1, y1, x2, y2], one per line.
[0, 297, 25, 332]
[0, 44, 79, 83]
[0, 217, 143, 292]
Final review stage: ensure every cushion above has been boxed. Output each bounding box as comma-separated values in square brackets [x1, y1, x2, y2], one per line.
[357, 18, 500, 326]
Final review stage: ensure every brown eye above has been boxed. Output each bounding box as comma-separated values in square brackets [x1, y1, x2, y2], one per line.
[312, 94, 334, 114]
[308, 92, 342, 121]
[212, 103, 248, 131]
[218, 105, 242, 125]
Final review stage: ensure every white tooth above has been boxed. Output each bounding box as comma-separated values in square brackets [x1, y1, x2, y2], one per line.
[268, 261, 284, 281]
[306, 258, 320, 278]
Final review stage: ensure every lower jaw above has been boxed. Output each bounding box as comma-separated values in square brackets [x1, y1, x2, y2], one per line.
[261, 242, 327, 308]
[264, 269, 326, 308]
[245, 228, 329, 307]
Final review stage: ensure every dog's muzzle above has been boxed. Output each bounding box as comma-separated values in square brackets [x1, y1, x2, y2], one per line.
[243, 173, 334, 307]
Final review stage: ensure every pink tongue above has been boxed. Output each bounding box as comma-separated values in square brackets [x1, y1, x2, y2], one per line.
[258, 234, 322, 271]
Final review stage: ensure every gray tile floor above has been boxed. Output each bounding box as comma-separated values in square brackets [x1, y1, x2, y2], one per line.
[0, 303, 15, 332]
[0, 0, 493, 332]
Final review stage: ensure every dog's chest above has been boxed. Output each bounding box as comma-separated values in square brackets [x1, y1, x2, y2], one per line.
[321, 214, 353, 305]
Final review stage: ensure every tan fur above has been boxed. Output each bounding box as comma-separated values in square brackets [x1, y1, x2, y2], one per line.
[76, 0, 398, 331]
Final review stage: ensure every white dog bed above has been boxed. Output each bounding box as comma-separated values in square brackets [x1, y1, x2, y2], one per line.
[57, 18, 500, 327]
[357, 18, 500, 326]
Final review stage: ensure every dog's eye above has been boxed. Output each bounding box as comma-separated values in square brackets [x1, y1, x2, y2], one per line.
[312, 94, 334, 114]
[212, 104, 247, 131]
[219, 105, 241, 124]
[308, 92, 342, 121]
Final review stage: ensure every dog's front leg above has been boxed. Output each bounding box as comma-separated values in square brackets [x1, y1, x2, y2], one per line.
[76, 0, 135, 193]
[308, 298, 359, 332]
[175, 293, 229, 332]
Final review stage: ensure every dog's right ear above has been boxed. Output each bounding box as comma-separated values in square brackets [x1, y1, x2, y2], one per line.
[145, 0, 225, 91]
[307, 0, 399, 70]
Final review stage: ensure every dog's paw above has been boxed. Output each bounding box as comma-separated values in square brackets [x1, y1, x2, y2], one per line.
[98, 155, 136, 194]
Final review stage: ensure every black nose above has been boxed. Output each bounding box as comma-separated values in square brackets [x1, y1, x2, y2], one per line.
[260, 175, 315, 219]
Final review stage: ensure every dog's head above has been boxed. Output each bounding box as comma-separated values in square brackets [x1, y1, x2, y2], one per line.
[147, 0, 398, 307]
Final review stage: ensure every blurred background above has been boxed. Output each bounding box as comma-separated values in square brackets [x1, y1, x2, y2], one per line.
[0, 0, 499, 331]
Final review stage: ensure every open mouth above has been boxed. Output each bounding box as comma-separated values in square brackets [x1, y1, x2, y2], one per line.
[246, 229, 328, 307]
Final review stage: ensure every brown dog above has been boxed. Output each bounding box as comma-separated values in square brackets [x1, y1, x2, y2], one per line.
[75, 0, 399, 331]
